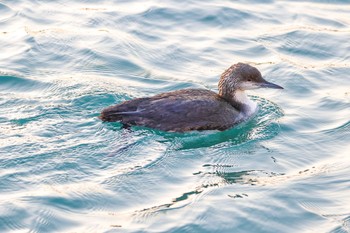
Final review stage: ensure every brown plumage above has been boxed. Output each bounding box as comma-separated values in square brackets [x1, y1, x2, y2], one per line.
[99, 63, 283, 132]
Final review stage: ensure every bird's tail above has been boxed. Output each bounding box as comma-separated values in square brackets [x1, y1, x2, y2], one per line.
[99, 106, 141, 122]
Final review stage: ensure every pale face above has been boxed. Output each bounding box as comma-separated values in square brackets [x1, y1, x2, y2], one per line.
[237, 80, 262, 90]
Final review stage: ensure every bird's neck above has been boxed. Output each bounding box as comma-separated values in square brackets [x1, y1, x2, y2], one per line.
[220, 90, 257, 116]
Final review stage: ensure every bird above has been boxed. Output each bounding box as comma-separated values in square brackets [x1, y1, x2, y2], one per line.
[99, 63, 283, 132]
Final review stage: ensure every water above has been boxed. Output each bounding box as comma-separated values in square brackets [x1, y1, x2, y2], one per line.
[1, 0, 350, 232]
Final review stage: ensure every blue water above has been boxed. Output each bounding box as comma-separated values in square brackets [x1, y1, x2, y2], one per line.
[1, 0, 350, 232]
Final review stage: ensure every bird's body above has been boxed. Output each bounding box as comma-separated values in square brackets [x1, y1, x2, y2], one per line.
[100, 63, 283, 132]
[100, 89, 253, 132]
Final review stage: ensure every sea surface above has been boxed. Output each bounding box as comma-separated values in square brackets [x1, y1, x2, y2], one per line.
[1, 0, 350, 232]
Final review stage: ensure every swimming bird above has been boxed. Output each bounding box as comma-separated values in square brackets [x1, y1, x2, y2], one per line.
[100, 63, 283, 132]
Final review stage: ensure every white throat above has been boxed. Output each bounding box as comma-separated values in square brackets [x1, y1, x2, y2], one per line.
[234, 90, 257, 116]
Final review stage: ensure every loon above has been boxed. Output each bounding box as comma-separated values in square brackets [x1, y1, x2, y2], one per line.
[100, 63, 283, 132]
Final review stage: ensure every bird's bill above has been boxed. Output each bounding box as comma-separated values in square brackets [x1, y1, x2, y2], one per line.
[259, 80, 284, 89]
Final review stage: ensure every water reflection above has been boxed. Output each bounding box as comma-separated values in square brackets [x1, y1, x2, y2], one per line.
[1, 0, 350, 232]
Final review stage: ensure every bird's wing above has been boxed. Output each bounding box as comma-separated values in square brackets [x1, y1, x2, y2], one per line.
[134, 93, 240, 131]
[100, 89, 241, 131]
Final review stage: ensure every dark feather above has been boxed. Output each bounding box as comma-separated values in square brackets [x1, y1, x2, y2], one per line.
[100, 89, 241, 132]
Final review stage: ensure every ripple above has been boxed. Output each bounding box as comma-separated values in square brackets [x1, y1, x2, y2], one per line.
[0, 203, 30, 232]
[1, 0, 350, 232]
[134, 188, 203, 217]
[0, 2, 16, 23]
[0, 74, 51, 93]
[261, 30, 332, 59]
[29, 208, 76, 233]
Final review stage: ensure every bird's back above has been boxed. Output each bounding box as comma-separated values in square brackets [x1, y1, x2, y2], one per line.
[100, 89, 242, 132]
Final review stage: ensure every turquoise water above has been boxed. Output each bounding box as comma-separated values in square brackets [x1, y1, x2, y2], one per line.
[1, 0, 350, 232]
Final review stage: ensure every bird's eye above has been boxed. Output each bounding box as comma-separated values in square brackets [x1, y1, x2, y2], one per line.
[247, 79, 252, 82]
